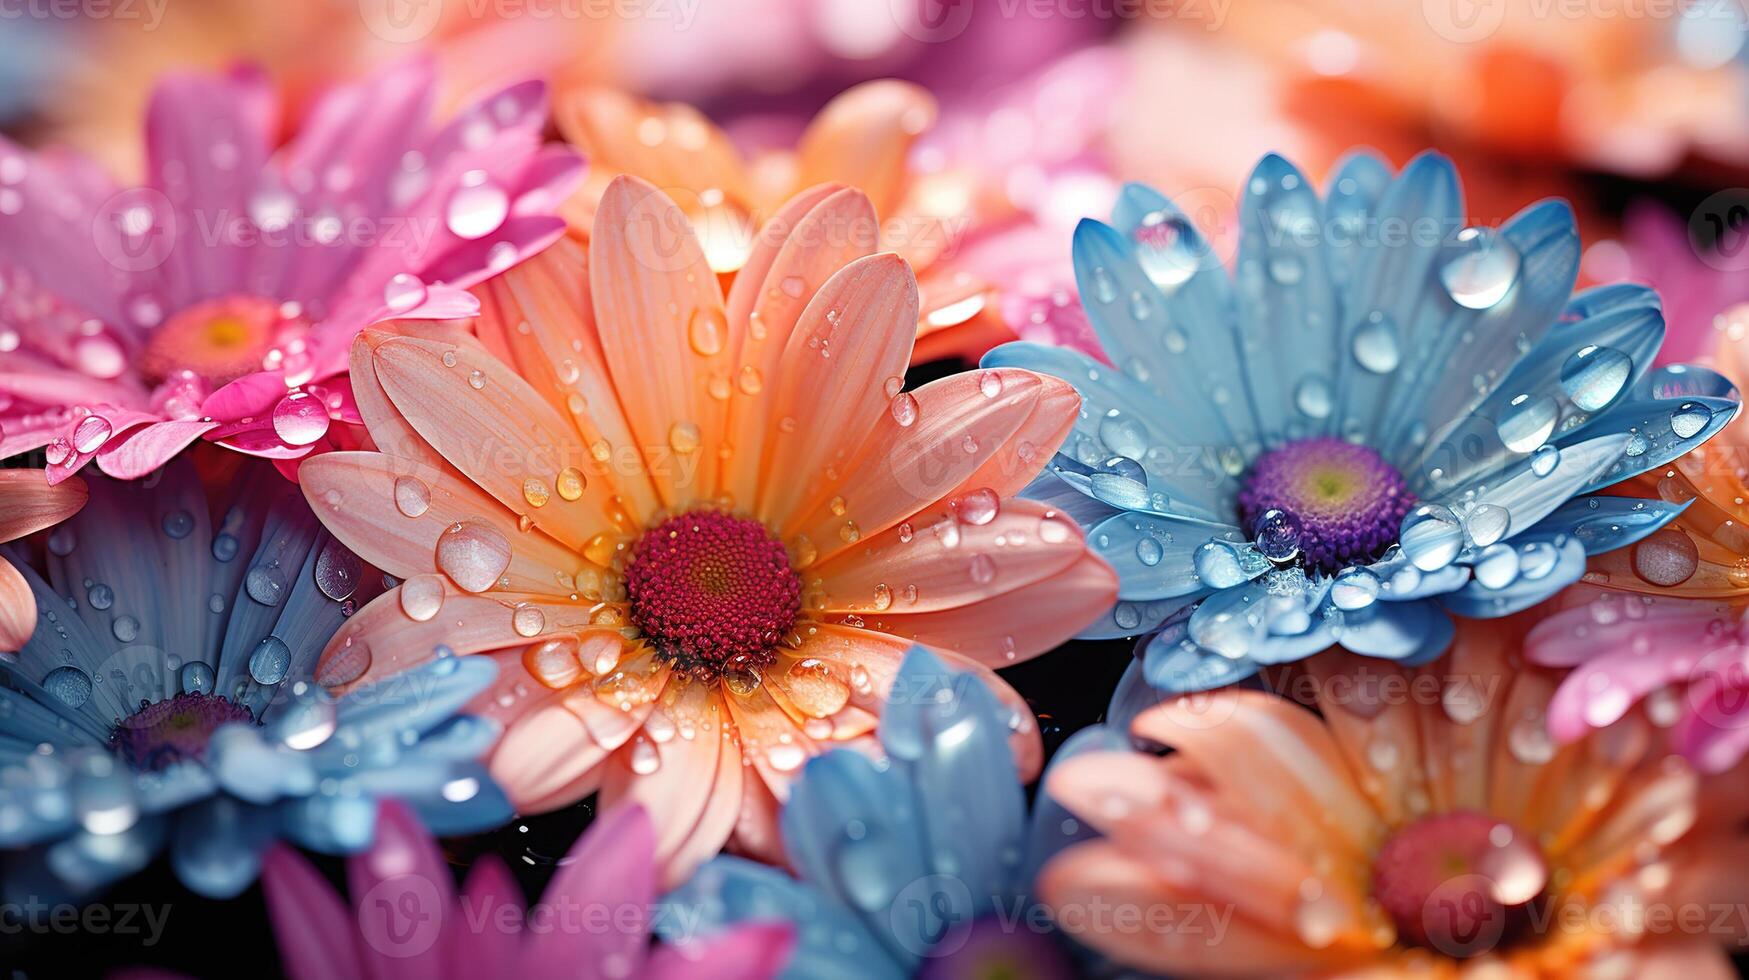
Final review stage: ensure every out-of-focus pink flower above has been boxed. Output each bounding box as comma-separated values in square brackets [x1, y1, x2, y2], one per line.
[0, 58, 581, 484]
[249, 803, 792, 979]
[0, 469, 86, 650]
[1582, 205, 1749, 367]
[1529, 588, 1749, 774]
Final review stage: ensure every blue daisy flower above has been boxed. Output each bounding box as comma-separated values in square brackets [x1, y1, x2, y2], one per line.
[0, 462, 510, 899]
[983, 150, 1741, 694]
[662, 647, 1120, 979]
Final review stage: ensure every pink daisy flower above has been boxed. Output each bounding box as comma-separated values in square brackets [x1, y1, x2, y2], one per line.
[0, 57, 581, 483]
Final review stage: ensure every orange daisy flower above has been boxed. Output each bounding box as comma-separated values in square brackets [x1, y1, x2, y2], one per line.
[0, 470, 87, 650]
[556, 81, 1015, 363]
[299, 177, 1116, 883]
[1039, 616, 1749, 976]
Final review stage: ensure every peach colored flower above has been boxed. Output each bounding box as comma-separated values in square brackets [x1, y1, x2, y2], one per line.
[0, 469, 87, 650]
[1040, 615, 1749, 976]
[555, 81, 1097, 363]
[300, 177, 1116, 884]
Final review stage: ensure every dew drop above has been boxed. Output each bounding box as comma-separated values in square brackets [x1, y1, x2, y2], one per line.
[436, 521, 512, 592]
[248, 635, 293, 685]
[400, 573, 446, 621]
[1496, 394, 1558, 454]
[1560, 346, 1632, 412]
[393, 477, 431, 517]
[1440, 227, 1521, 309]
[556, 467, 586, 501]
[1351, 313, 1400, 373]
[43, 665, 92, 707]
[1400, 505, 1464, 571]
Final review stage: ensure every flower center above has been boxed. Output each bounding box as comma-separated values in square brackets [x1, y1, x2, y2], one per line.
[140, 294, 305, 386]
[1237, 437, 1415, 574]
[108, 692, 255, 771]
[624, 511, 802, 679]
[1371, 810, 1548, 958]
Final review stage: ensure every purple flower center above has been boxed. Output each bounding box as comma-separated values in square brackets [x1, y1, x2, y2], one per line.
[625, 512, 802, 679]
[1237, 437, 1415, 574]
[109, 692, 254, 771]
[1371, 810, 1548, 957]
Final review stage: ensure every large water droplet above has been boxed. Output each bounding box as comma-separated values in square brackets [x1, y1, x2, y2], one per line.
[43, 665, 92, 707]
[1560, 346, 1632, 412]
[399, 573, 446, 621]
[1400, 505, 1464, 571]
[1098, 411, 1149, 459]
[687, 307, 727, 356]
[314, 540, 362, 601]
[1351, 313, 1400, 374]
[446, 171, 509, 239]
[248, 635, 293, 685]
[1251, 508, 1302, 562]
[1472, 543, 1520, 590]
[1632, 529, 1699, 586]
[1132, 211, 1198, 289]
[1496, 394, 1558, 454]
[179, 661, 215, 695]
[1294, 375, 1333, 420]
[71, 415, 112, 454]
[1464, 503, 1511, 548]
[437, 521, 512, 593]
[1440, 227, 1521, 309]
[245, 566, 285, 606]
[1329, 567, 1380, 610]
[1670, 401, 1713, 439]
[383, 272, 427, 313]
[272, 392, 330, 446]
[393, 476, 431, 518]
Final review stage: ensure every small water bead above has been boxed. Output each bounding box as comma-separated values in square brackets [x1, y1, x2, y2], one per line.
[1463, 503, 1511, 548]
[955, 488, 1000, 526]
[1632, 529, 1700, 586]
[1329, 567, 1380, 610]
[467, 370, 486, 390]
[1530, 445, 1560, 477]
[71, 415, 112, 453]
[1099, 455, 1147, 484]
[441, 350, 458, 368]
[1496, 394, 1559, 454]
[1131, 210, 1199, 289]
[968, 554, 997, 585]
[1400, 505, 1465, 571]
[111, 615, 140, 642]
[522, 478, 551, 508]
[383, 273, 427, 313]
[1098, 411, 1149, 459]
[446, 172, 509, 240]
[1351, 312, 1400, 373]
[555, 467, 586, 501]
[87, 583, 114, 610]
[687, 307, 727, 356]
[314, 542, 362, 602]
[436, 521, 512, 593]
[248, 636, 293, 685]
[393, 476, 431, 517]
[245, 566, 286, 606]
[1440, 227, 1521, 309]
[47, 525, 75, 556]
[1251, 508, 1303, 563]
[1293, 375, 1334, 419]
[179, 661, 215, 695]
[511, 603, 546, 638]
[1472, 543, 1521, 590]
[1671, 401, 1713, 439]
[1194, 541, 1253, 589]
[158, 509, 195, 540]
[400, 573, 446, 621]
[737, 366, 763, 395]
[1518, 541, 1559, 580]
[1560, 345, 1632, 412]
[1134, 536, 1164, 566]
[43, 665, 92, 707]
[669, 421, 701, 454]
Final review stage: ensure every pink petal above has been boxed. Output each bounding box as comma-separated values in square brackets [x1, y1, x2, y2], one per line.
[643, 922, 796, 980]
[261, 845, 366, 980]
[347, 802, 453, 977]
[521, 804, 656, 980]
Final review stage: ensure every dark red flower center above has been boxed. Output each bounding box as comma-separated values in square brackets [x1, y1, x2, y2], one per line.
[1372, 810, 1549, 958]
[1238, 437, 1415, 573]
[625, 511, 802, 679]
[109, 692, 254, 771]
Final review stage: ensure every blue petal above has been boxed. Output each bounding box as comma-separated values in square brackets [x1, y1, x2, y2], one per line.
[1529, 495, 1692, 555]
[878, 649, 1026, 913]
[1089, 511, 1234, 600]
[1140, 623, 1261, 694]
[1017, 471, 1120, 529]
[1439, 534, 1588, 618]
[1433, 432, 1631, 542]
[1331, 599, 1454, 661]
[1077, 595, 1201, 640]
[1233, 154, 1342, 444]
[1566, 369, 1740, 493]
[1322, 150, 1392, 286]
[329, 655, 497, 743]
[170, 795, 278, 898]
[1367, 552, 1471, 601]
[1187, 578, 1332, 665]
[1023, 723, 1130, 885]
[663, 857, 905, 980]
[982, 339, 1233, 521]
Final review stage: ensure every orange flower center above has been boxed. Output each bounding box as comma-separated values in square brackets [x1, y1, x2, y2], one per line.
[624, 511, 802, 680]
[1371, 809, 1549, 959]
[140, 294, 304, 386]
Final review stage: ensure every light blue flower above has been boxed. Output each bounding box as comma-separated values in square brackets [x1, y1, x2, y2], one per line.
[0, 463, 509, 899]
[983, 151, 1740, 694]
[663, 647, 1117, 979]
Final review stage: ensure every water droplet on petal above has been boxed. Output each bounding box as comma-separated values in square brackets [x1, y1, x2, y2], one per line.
[1400, 505, 1464, 571]
[1632, 529, 1699, 586]
[393, 477, 431, 517]
[446, 171, 509, 239]
[71, 415, 112, 454]
[1351, 313, 1400, 373]
[1671, 401, 1713, 439]
[272, 391, 330, 446]
[1560, 345, 1632, 412]
[1330, 567, 1380, 610]
[43, 666, 92, 707]
[437, 521, 512, 592]
[400, 573, 446, 621]
[1440, 227, 1521, 309]
[248, 635, 292, 685]
[384, 272, 427, 312]
[246, 566, 286, 606]
[1464, 503, 1511, 548]
[1496, 394, 1558, 454]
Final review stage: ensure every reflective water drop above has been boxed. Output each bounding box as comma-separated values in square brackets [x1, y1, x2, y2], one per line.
[314, 541, 362, 601]
[522, 478, 550, 508]
[446, 172, 509, 239]
[1132, 211, 1198, 289]
[383, 272, 427, 313]
[1518, 541, 1558, 580]
[399, 573, 445, 621]
[179, 661, 215, 695]
[1098, 411, 1148, 459]
[1464, 503, 1511, 548]
[956, 488, 999, 526]
[1632, 529, 1699, 586]
[246, 566, 286, 606]
[393, 476, 431, 518]
[248, 635, 293, 685]
[1329, 567, 1380, 610]
[87, 583, 114, 610]
[1496, 394, 1558, 454]
[436, 521, 512, 592]
[1671, 402, 1713, 440]
[1351, 313, 1400, 373]
[71, 415, 112, 454]
[43, 666, 92, 707]
[272, 391, 329, 446]
[1251, 509, 1302, 562]
[512, 603, 546, 638]
[161, 510, 194, 539]
[669, 421, 701, 454]
[1194, 541, 1250, 589]
[1472, 543, 1520, 590]
[1530, 445, 1560, 477]
[1440, 227, 1521, 309]
[1294, 375, 1333, 419]
[1560, 346, 1632, 412]
[1134, 536, 1163, 566]
[556, 467, 586, 501]
[688, 307, 727, 356]
[1400, 505, 1464, 571]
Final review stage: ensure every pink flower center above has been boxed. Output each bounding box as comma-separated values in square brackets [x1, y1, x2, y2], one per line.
[140, 294, 307, 386]
[625, 512, 802, 679]
[109, 692, 254, 771]
[1237, 437, 1416, 573]
[1371, 809, 1549, 958]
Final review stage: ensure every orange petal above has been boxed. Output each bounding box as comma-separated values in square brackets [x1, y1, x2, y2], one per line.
[371, 334, 622, 551]
[665, 726, 746, 888]
[846, 551, 1115, 665]
[599, 681, 736, 874]
[755, 252, 918, 524]
[0, 470, 87, 543]
[784, 369, 1073, 556]
[315, 583, 603, 691]
[723, 683, 816, 803]
[721, 187, 879, 508]
[795, 81, 935, 220]
[730, 773, 787, 866]
[813, 497, 1086, 615]
[0, 557, 36, 652]
[490, 700, 614, 812]
[472, 237, 663, 520]
[300, 451, 587, 596]
[589, 175, 733, 509]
